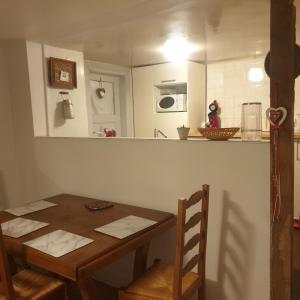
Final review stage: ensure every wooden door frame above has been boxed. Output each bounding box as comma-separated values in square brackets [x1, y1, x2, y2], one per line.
[270, 0, 296, 299]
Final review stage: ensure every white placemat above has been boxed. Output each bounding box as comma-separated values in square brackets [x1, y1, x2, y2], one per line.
[94, 215, 157, 239]
[24, 230, 94, 257]
[1, 218, 49, 238]
[5, 200, 57, 216]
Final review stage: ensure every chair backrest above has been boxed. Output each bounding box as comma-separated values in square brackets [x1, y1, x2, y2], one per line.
[0, 227, 15, 300]
[173, 184, 210, 300]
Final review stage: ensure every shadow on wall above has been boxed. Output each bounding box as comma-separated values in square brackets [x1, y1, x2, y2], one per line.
[0, 171, 9, 209]
[94, 227, 177, 288]
[211, 191, 256, 300]
[93, 192, 256, 300]
[54, 101, 66, 128]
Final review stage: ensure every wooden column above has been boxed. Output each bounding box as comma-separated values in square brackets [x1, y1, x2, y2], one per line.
[270, 1, 296, 299]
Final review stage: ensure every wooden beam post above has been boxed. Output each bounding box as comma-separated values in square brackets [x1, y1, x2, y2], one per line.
[270, 1, 296, 299]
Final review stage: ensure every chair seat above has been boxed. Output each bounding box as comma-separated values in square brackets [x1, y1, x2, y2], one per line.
[0, 269, 66, 300]
[121, 262, 200, 300]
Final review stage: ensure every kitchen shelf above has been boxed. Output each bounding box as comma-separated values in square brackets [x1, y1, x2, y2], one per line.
[189, 130, 300, 141]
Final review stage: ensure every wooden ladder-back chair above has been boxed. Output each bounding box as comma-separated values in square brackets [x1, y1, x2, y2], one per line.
[119, 184, 210, 300]
[0, 227, 68, 300]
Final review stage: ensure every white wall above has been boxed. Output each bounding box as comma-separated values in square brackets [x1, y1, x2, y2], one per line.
[132, 62, 205, 138]
[207, 57, 300, 217]
[0, 40, 42, 207]
[26, 41, 48, 136]
[207, 56, 300, 129]
[0, 44, 21, 208]
[26, 41, 89, 137]
[207, 56, 270, 129]
[132, 65, 187, 138]
[34, 137, 270, 300]
[43, 45, 89, 137]
[188, 62, 206, 134]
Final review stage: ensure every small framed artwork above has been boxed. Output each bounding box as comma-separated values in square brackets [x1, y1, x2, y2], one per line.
[49, 57, 77, 89]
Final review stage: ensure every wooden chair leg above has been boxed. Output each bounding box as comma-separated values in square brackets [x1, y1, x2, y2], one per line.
[198, 287, 205, 300]
[119, 289, 125, 300]
[64, 284, 69, 300]
[7, 255, 17, 275]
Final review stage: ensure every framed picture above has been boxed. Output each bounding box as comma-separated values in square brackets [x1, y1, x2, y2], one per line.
[49, 57, 77, 89]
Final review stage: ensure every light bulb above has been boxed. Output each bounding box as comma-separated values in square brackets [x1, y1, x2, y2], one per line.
[161, 36, 197, 62]
[248, 67, 264, 82]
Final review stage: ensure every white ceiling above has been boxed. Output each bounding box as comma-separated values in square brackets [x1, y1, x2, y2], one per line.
[0, 0, 294, 66]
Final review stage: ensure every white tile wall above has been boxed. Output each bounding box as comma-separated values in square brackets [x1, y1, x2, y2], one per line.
[207, 57, 270, 130]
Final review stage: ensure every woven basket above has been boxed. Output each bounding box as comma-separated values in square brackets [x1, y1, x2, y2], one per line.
[198, 127, 240, 141]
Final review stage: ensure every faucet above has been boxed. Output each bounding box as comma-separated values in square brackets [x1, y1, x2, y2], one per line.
[154, 128, 168, 139]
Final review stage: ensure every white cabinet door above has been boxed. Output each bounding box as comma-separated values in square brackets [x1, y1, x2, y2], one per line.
[133, 65, 188, 139]
[153, 62, 187, 85]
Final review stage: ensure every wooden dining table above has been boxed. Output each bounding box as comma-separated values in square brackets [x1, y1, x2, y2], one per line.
[0, 194, 176, 300]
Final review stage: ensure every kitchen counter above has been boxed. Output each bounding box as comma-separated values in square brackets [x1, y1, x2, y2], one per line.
[189, 130, 300, 140]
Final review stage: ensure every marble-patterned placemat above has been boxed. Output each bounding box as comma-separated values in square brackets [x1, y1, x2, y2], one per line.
[1, 218, 49, 238]
[5, 200, 57, 216]
[24, 230, 94, 258]
[94, 215, 157, 239]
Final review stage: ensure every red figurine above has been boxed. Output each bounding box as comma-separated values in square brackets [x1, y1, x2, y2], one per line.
[207, 100, 221, 128]
[104, 128, 116, 137]
[294, 216, 300, 230]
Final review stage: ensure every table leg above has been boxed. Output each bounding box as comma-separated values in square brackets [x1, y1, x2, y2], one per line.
[133, 242, 150, 280]
[78, 277, 98, 300]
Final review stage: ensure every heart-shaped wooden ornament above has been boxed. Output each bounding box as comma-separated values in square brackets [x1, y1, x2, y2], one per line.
[96, 87, 106, 99]
[266, 107, 288, 127]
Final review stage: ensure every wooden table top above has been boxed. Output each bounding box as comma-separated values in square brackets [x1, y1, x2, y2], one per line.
[0, 194, 175, 281]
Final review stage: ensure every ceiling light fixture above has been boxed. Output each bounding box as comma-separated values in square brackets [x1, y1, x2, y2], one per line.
[248, 67, 264, 82]
[161, 37, 197, 62]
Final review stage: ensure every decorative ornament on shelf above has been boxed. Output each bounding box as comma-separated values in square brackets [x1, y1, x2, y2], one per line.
[177, 125, 190, 140]
[294, 216, 300, 230]
[198, 100, 239, 141]
[207, 100, 221, 128]
[104, 128, 116, 137]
